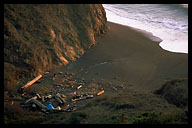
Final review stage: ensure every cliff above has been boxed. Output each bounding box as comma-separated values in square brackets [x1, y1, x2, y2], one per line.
[4, 4, 107, 92]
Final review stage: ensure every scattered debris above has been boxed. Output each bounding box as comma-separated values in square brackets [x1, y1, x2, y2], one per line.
[46, 104, 55, 110]
[19, 70, 106, 113]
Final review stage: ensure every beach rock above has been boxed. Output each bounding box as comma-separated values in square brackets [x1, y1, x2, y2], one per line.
[32, 104, 36, 108]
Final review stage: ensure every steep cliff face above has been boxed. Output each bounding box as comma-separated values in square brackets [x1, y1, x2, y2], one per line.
[4, 4, 107, 90]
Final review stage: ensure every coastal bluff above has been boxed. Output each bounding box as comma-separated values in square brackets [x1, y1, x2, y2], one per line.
[4, 4, 107, 89]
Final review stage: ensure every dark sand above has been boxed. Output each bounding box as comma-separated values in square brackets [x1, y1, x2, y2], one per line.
[67, 22, 188, 92]
[40, 22, 188, 124]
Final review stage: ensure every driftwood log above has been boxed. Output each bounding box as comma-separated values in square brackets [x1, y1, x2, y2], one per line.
[24, 96, 37, 104]
[31, 99, 49, 110]
[55, 93, 66, 103]
[54, 93, 66, 104]
[77, 85, 82, 90]
[97, 90, 104, 96]
[71, 97, 87, 102]
[21, 75, 42, 89]
[55, 96, 63, 104]
[42, 96, 45, 103]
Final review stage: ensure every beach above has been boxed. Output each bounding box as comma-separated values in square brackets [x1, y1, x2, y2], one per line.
[39, 21, 188, 124]
[67, 21, 188, 92]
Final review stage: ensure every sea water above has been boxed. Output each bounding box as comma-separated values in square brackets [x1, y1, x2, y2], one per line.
[103, 4, 188, 54]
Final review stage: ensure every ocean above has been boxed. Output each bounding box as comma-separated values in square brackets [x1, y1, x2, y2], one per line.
[103, 4, 188, 54]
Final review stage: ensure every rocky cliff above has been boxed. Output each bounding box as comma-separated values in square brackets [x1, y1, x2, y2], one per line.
[4, 4, 107, 92]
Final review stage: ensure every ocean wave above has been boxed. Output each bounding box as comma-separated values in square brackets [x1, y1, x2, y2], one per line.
[103, 4, 188, 54]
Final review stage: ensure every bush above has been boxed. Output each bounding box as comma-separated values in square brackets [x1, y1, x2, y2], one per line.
[115, 103, 135, 110]
[4, 101, 24, 119]
[132, 112, 163, 124]
[154, 78, 188, 107]
[4, 80, 17, 96]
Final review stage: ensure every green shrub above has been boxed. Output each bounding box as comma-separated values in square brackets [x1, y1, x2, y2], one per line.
[132, 112, 163, 124]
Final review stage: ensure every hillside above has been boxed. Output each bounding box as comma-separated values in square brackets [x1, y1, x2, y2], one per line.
[4, 4, 107, 93]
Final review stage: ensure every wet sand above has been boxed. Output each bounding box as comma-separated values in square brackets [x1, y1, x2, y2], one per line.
[66, 22, 188, 92]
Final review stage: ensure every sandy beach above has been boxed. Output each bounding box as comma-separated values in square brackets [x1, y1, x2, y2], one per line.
[39, 21, 188, 124]
[67, 21, 188, 92]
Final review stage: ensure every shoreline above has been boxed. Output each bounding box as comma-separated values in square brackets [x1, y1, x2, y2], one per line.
[106, 21, 188, 54]
[103, 4, 188, 54]
[66, 21, 188, 92]
[108, 21, 163, 43]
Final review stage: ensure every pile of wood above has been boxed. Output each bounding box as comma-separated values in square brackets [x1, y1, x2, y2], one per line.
[20, 72, 105, 113]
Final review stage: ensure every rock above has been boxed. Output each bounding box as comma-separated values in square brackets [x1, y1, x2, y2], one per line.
[58, 72, 63, 75]
[87, 95, 94, 98]
[108, 82, 112, 85]
[58, 84, 63, 86]
[44, 72, 50, 75]
[45, 95, 52, 99]
[32, 104, 36, 108]
[113, 76, 118, 79]
[112, 86, 117, 91]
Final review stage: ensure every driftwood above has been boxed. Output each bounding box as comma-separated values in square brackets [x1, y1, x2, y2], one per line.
[36, 93, 41, 99]
[21, 75, 42, 89]
[71, 96, 87, 102]
[25, 96, 38, 104]
[31, 99, 49, 110]
[42, 96, 45, 103]
[55, 96, 63, 104]
[97, 90, 104, 96]
[87, 95, 94, 99]
[77, 85, 82, 90]
[55, 93, 66, 104]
